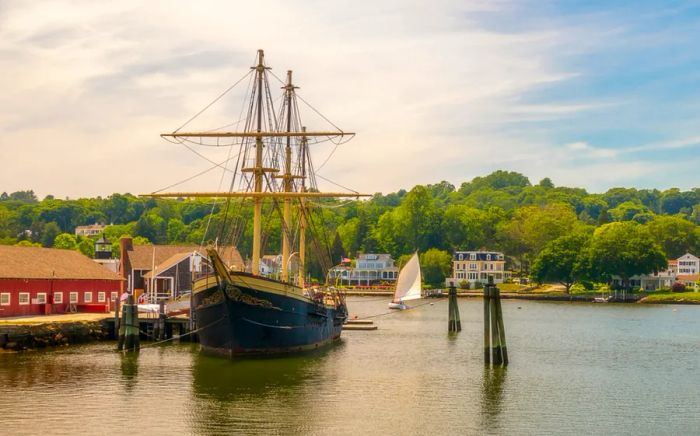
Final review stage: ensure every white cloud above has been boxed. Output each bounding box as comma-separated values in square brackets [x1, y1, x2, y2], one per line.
[0, 0, 696, 198]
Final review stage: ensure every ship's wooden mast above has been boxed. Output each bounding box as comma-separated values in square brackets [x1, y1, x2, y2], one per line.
[298, 127, 308, 288]
[251, 49, 265, 277]
[281, 70, 294, 282]
[151, 49, 365, 283]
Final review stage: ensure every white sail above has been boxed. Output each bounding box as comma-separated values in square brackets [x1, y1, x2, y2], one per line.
[393, 253, 422, 302]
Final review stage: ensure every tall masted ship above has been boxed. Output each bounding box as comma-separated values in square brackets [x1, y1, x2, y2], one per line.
[147, 50, 367, 356]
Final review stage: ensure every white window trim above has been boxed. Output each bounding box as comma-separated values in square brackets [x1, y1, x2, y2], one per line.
[84, 292, 93, 303]
[54, 292, 63, 304]
[98, 292, 106, 303]
[110, 292, 118, 302]
[19, 292, 30, 305]
[0, 293, 10, 306]
[36, 292, 47, 304]
[69, 292, 78, 304]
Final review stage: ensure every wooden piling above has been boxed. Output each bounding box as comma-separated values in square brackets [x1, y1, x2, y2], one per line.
[484, 275, 508, 367]
[493, 286, 509, 365]
[448, 284, 461, 332]
[117, 295, 139, 352]
[483, 284, 491, 364]
[490, 281, 502, 365]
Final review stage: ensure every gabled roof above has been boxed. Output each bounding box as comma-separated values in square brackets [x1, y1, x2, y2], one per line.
[0, 245, 122, 280]
[143, 251, 196, 279]
[127, 244, 244, 271]
[453, 250, 504, 261]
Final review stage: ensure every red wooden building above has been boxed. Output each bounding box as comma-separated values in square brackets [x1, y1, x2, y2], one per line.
[0, 245, 123, 318]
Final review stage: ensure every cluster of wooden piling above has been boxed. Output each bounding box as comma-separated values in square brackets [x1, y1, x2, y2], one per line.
[117, 295, 140, 352]
[447, 284, 461, 332]
[483, 276, 508, 366]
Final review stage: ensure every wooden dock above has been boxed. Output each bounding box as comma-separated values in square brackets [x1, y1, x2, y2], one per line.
[343, 319, 378, 331]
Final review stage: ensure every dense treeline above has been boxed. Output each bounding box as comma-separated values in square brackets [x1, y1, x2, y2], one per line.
[1, 171, 699, 287]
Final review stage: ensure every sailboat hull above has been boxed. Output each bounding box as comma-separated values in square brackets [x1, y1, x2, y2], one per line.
[388, 302, 408, 310]
[193, 274, 347, 357]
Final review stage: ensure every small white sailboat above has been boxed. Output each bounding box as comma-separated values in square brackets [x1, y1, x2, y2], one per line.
[388, 253, 422, 310]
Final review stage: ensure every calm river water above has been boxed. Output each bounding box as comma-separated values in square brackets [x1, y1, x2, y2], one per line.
[1, 297, 699, 435]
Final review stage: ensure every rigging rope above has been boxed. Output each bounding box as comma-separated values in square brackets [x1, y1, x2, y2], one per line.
[173, 69, 254, 133]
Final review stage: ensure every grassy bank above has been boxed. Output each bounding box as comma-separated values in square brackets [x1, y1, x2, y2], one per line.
[638, 291, 700, 304]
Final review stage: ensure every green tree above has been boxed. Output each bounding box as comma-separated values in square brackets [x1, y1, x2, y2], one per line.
[77, 237, 95, 258]
[53, 233, 78, 250]
[608, 201, 650, 221]
[585, 222, 667, 289]
[15, 240, 40, 247]
[167, 218, 187, 243]
[530, 229, 592, 293]
[420, 248, 452, 286]
[41, 222, 61, 247]
[645, 215, 700, 258]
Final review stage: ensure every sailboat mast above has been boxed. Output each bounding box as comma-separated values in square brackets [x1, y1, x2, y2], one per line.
[298, 126, 307, 288]
[281, 70, 294, 282]
[251, 49, 265, 276]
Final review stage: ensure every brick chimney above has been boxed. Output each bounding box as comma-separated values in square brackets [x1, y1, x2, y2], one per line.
[119, 237, 133, 292]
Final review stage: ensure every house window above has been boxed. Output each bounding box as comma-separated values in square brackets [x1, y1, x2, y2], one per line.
[84, 292, 92, 303]
[0, 293, 9, 306]
[19, 292, 30, 305]
[70, 292, 78, 303]
[458, 254, 463, 261]
[111, 292, 118, 302]
[487, 254, 491, 261]
[98, 292, 106, 303]
[470, 263, 477, 270]
[36, 293, 47, 304]
[470, 253, 476, 260]
[54, 292, 63, 304]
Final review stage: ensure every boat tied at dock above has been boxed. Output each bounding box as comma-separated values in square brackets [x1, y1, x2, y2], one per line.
[145, 50, 368, 357]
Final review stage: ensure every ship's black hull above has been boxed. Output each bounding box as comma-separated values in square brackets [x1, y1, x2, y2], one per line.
[193, 275, 347, 357]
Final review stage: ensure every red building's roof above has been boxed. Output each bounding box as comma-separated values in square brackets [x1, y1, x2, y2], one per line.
[0, 245, 123, 280]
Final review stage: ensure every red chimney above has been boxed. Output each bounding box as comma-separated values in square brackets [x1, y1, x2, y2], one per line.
[119, 237, 133, 291]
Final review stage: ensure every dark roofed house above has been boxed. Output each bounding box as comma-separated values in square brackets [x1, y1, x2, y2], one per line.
[0, 245, 123, 318]
[119, 237, 244, 303]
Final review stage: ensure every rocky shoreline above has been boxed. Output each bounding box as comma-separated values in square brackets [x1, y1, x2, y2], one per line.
[0, 320, 109, 351]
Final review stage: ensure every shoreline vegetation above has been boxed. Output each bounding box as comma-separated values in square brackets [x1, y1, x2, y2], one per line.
[342, 284, 700, 304]
[1, 170, 698, 288]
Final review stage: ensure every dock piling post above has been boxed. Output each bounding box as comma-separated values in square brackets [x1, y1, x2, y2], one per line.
[484, 276, 508, 366]
[483, 282, 491, 364]
[493, 284, 509, 365]
[448, 284, 461, 332]
[117, 295, 140, 352]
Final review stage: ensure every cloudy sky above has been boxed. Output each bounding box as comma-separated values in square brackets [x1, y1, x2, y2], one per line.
[1, 0, 699, 198]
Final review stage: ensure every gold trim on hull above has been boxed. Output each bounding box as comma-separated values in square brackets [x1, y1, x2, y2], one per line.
[193, 272, 338, 308]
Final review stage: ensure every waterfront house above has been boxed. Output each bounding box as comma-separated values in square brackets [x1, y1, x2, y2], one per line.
[74, 223, 107, 237]
[445, 250, 510, 287]
[0, 245, 122, 318]
[677, 253, 699, 275]
[328, 253, 399, 286]
[611, 253, 699, 290]
[256, 254, 300, 279]
[119, 237, 244, 302]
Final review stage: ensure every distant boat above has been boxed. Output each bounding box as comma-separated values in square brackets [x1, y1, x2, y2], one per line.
[388, 253, 422, 310]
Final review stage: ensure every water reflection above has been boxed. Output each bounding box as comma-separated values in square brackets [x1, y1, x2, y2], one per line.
[119, 352, 139, 393]
[480, 367, 507, 431]
[190, 349, 333, 434]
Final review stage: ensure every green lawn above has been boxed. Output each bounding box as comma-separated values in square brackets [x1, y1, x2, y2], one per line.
[639, 291, 700, 304]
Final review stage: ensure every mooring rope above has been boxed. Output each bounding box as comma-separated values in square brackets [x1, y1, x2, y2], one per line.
[356, 299, 439, 320]
[124, 317, 227, 350]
